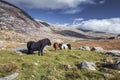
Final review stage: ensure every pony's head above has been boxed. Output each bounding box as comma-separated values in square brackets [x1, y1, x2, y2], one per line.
[45, 38, 51, 46]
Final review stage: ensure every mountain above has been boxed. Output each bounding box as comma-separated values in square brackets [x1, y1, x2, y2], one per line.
[0, 0, 116, 42]
[0, 0, 44, 31]
[0, 0, 51, 42]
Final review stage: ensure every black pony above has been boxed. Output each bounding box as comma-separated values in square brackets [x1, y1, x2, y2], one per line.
[27, 38, 51, 56]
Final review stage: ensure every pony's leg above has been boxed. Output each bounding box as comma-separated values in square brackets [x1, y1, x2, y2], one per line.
[55, 48, 56, 51]
[41, 49, 43, 56]
[28, 49, 30, 54]
[64, 47, 65, 50]
[40, 47, 44, 56]
[38, 48, 43, 56]
[38, 50, 41, 56]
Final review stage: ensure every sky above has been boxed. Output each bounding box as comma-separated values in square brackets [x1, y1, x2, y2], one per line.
[5, 0, 120, 34]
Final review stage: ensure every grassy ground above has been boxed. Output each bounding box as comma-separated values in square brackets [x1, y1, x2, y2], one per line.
[0, 48, 120, 80]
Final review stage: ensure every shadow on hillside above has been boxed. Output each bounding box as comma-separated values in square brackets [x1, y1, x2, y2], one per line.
[77, 28, 106, 33]
[52, 29, 105, 40]
[52, 29, 91, 39]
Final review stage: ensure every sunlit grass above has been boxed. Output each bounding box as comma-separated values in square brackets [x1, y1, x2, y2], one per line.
[0, 49, 119, 80]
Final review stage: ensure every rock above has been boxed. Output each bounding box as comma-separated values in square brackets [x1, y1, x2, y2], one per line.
[81, 60, 96, 70]
[16, 51, 24, 55]
[118, 71, 120, 73]
[78, 46, 90, 51]
[114, 60, 120, 69]
[103, 73, 110, 78]
[0, 26, 8, 30]
[34, 62, 38, 66]
[106, 50, 120, 56]
[1, 47, 7, 50]
[0, 40, 4, 47]
[105, 56, 114, 64]
[31, 75, 35, 78]
[0, 72, 18, 80]
[67, 65, 72, 69]
[91, 47, 104, 53]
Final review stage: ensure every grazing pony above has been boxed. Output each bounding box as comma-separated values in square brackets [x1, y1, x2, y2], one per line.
[27, 38, 51, 56]
[53, 42, 59, 51]
[67, 44, 71, 50]
[59, 43, 71, 50]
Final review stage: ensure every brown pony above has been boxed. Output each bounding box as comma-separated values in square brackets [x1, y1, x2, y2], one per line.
[53, 42, 59, 51]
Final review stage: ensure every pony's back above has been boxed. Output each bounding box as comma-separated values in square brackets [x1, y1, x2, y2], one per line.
[61, 44, 68, 50]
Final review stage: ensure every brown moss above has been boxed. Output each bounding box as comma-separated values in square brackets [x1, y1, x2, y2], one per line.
[0, 62, 18, 72]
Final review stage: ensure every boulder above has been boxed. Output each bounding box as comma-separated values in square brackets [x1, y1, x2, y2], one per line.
[81, 60, 96, 70]
[67, 65, 72, 69]
[0, 72, 18, 80]
[114, 60, 120, 69]
[106, 50, 120, 56]
[103, 73, 110, 78]
[33, 62, 38, 66]
[91, 47, 104, 53]
[78, 46, 90, 51]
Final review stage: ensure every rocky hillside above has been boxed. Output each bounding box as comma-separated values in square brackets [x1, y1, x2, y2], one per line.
[0, 0, 117, 43]
[0, 1, 44, 31]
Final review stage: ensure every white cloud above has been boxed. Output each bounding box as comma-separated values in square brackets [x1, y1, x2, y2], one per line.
[5, 0, 97, 14]
[55, 23, 69, 27]
[71, 18, 120, 34]
[99, 0, 105, 4]
[73, 18, 84, 24]
[63, 9, 82, 14]
[5, 0, 96, 9]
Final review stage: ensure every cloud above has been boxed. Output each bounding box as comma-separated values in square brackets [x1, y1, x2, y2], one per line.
[73, 18, 84, 24]
[71, 18, 120, 34]
[99, 0, 105, 4]
[55, 23, 70, 27]
[5, 0, 97, 14]
[5, 0, 96, 9]
[63, 9, 82, 14]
